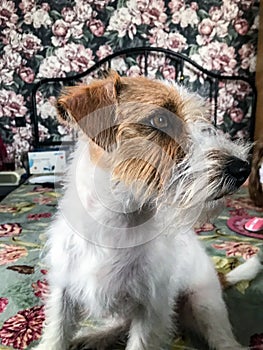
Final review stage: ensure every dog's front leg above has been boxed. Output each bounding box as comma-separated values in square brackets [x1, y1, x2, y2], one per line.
[187, 284, 246, 350]
[32, 286, 81, 350]
[126, 304, 172, 350]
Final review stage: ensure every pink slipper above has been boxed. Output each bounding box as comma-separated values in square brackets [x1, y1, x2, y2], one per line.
[244, 217, 263, 233]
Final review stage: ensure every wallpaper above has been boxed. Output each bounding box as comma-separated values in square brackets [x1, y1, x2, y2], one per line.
[0, 0, 259, 165]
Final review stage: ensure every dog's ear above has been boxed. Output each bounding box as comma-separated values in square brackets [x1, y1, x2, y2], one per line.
[56, 71, 121, 150]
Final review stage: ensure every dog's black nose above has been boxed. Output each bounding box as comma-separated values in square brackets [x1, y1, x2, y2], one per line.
[226, 156, 250, 187]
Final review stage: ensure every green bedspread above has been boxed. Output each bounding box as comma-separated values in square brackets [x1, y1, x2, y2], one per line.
[0, 183, 262, 349]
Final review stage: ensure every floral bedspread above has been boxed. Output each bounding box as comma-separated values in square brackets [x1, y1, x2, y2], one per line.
[0, 183, 262, 349]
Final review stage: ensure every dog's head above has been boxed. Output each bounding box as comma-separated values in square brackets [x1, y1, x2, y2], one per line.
[57, 72, 250, 216]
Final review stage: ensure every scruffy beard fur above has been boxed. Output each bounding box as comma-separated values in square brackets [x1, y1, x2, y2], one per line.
[33, 72, 262, 350]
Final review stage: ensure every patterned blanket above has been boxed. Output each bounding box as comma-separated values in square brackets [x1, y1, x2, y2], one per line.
[0, 183, 262, 349]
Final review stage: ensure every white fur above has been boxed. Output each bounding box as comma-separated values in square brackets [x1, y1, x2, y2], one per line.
[33, 84, 262, 350]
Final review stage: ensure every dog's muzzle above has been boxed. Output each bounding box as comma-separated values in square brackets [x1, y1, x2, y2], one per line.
[225, 156, 250, 188]
[212, 156, 251, 200]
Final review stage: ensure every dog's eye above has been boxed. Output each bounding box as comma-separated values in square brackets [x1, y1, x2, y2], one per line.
[150, 115, 169, 130]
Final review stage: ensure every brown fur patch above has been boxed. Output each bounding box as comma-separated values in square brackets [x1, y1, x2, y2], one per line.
[56, 73, 190, 195]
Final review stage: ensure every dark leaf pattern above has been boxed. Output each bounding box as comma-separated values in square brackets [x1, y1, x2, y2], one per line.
[6, 265, 35, 275]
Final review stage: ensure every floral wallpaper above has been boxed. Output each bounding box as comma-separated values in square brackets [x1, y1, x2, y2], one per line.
[0, 0, 260, 165]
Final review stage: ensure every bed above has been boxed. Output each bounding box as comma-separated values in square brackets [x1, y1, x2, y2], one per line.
[0, 47, 262, 349]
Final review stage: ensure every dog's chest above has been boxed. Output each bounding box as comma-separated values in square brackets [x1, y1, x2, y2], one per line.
[69, 243, 172, 317]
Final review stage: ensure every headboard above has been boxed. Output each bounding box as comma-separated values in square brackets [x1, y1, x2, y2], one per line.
[30, 46, 257, 149]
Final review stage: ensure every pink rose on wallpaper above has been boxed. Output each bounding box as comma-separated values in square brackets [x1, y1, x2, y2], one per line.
[218, 92, 235, 112]
[195, 42, 237, 74]
[160, 64, 176, 80]
[111, 57, 128, 73]
[0, 90, 28, 118]
[176, 7, 199, 28]
[7, 137, 30, 164]
[38, 56, 65, 78]
[239, 43, 255, 59]
[230, 107, 244, 123]
[215, 20, 229, 38]
[55, 43, 95, 74]
[2, 49, 22, 70]
[148, 27, 169, 47]
[39, 99, 57, 120]
[0, 244, 28, 265]
[96, 44, 113, 60]
[126, 65, 142, 77]
[222, 2, 239, 21]
[234, 18, 250, 36]
[167, 32, 187, 51]
[41, 2, 50, 11]
[199, 18, 215, 36]
[220, 81, 251, 100]
[197, 18, 216, 45]
[190, 2, 198, 10]
[12, 123, 32, 142]
[0, 223, 22, 237]
[38, 124, 50, 142]
[0, 0, 18, 27]
[21, 33, 43, 57]
[24, 8, 52, 29]
[213, 241, 259, 260]
[19, 0, 35, 14]
[209, 6, 223, 21]
[61, 7, 76, 23]
[88, 19, 105, 37]
[0, 305, 45, 349]
[68, 22, 84, 39]
[0, 298, 8, 313]
[236, 81, 252, 99]
[239, 43, 256, 72]
[90, 0, 112, 10]
[0, 69, 14, 86]
[136, 53, 165, 79]
[73, 2, 93, 23]
[139, 0, 167, 27]
[107, 6, 140, 39]
[52, 19, 69, 37]
[168, 0, 185, 12]
[19, 66, 35, 83]
[2, 26, 22, 49]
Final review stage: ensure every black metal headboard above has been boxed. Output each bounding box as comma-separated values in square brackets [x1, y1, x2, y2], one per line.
[31, 46, 257, 148]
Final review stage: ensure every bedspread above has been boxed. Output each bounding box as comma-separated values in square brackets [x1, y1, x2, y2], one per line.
[0, 183, 262, 349]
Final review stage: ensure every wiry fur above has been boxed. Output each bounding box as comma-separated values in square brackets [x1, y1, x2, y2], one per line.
[33, 73, 262, 350]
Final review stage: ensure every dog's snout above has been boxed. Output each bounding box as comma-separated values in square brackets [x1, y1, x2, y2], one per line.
[226, 156, 250, 186]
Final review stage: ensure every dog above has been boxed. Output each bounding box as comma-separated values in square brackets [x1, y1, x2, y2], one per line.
[33, 72, 262, 350]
